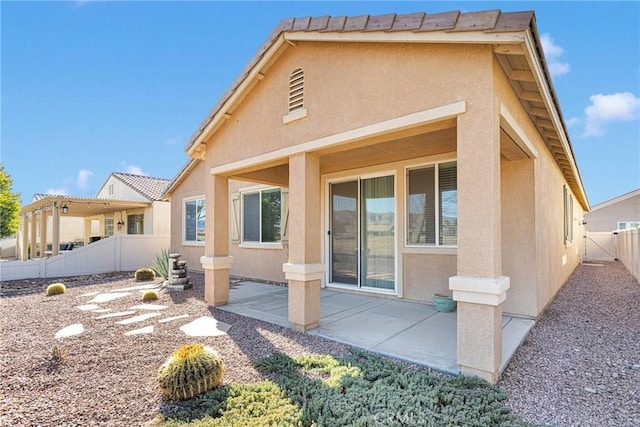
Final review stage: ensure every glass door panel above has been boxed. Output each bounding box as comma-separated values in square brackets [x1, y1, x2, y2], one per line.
[330, 181, 358, 285]
[361, 176, 395, 289]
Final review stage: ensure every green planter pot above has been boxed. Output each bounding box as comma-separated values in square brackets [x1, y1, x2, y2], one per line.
[433, 293, 457, 312]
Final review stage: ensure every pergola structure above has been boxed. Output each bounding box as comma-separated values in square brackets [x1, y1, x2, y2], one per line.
[19, 195, 149, 260]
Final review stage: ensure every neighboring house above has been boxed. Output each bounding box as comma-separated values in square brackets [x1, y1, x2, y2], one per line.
[18, 172, 171, 260]
[166, 10, 589, 383]
[585, 188, 640, 232]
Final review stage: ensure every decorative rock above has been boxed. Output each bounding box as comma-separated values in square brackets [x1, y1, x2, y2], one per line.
[584, 387, 597, 393]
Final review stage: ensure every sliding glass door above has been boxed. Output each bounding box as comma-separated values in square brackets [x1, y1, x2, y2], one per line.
[329, 175, 395, 291]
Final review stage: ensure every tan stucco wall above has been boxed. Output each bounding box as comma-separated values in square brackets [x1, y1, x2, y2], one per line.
[96, 176, 148, 201]
[403, 253, 457, 301]
[585, 194, 640, 232]
[493, 59, 585, 318]
[206, 42, 489, 168]
[150, 201, 171, 235]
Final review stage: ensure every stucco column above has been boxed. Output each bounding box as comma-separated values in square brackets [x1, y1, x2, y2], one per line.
[21, 214, 29, 260]
[201, 174, 232, 306]
[449, 102, 509, 384]
[29, 213, 37, 259]
[39, 211, 47, 257]
[52, 204, 60, 256]
[283, 152, 323, 331]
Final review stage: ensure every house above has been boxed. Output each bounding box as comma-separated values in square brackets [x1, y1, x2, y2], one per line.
[585, 188, 640, 232]
[165, 10, 589, 383]
[18, 172, 171, 260]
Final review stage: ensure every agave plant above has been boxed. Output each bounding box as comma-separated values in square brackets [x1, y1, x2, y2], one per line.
[152, 248, 170, 280]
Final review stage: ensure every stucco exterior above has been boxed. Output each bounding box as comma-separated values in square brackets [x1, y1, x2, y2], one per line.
[166, 10, 590, 383]
[585, 190, 640, 232]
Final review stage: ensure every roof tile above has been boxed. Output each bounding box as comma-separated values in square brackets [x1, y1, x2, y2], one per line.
[486, 11, 535, 33]
[308, 15, 330, 31]
[390, 12, 426, 31]
[447, 10, 500, 32]
[416, 11, 460, 32]
[321, 16, 347, 32]
[363, 14, 396, 32]
[344, 15, 369, 32]
[293, 16, 311, 31]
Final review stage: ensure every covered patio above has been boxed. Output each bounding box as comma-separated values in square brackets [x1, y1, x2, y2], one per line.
[218, 281, 534, 375]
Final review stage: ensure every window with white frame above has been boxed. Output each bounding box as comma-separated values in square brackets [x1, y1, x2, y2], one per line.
[242, 188, 281, 243]
[563, 185, 574, 244]
[617, 221, 640, 230]
[184, 197, 205, 244]
[407, 161, 457, 246]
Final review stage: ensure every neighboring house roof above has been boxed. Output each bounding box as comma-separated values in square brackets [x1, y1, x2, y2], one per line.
[162, 158, 200, 200]
[22, 194, 149, 217]
[107, 172, 172, 201]
[183, 9, 589, 211]
[590, 188, 640, 212]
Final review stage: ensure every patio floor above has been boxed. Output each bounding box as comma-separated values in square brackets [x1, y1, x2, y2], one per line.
[218, 281, 535, 375]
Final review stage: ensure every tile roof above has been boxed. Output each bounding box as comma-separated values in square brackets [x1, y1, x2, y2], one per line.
[186, 9, 534, 152]
[111, 172, 172, 201]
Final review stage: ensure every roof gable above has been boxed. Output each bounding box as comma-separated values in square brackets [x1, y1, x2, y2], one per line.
[590, 188, 640, 212]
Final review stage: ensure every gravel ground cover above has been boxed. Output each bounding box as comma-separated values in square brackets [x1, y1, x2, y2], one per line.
[500, 261, 640, 426]
[1, 261, 637, 426]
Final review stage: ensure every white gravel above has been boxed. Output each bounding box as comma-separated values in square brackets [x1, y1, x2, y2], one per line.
[1, 261, 637, 426]
[500, 261, 640, 426]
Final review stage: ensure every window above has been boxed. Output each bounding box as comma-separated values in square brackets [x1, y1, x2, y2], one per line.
[242, 188, 281, 243]
[127, 214, 144, 235]
[563, 185, 574, 244]
[617, 221, 640, 230]
[104, 217, 114, 237]
[407, 161, 457, 246]
[184, 197, 205, 244]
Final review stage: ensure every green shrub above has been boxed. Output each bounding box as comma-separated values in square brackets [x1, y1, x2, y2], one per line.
[142, 290, 159, 301]
[46, 283, 66, 296]
[158, 344, 225, 400]
[135, 267, 156, 281]
[153, 249, 170, 280]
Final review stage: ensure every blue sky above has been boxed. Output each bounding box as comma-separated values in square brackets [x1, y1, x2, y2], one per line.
[2, 1, 638, 207]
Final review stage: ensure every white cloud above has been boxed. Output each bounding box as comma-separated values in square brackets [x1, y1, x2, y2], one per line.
[125, 165, 148, 176]
[165, 136, 182, 146]
[540, 33, 570, 77]
[46, 188, 68, 196]
[583, 92, 640, 137]
[565, 117, 581, 128]
[77, 169, 94, 189]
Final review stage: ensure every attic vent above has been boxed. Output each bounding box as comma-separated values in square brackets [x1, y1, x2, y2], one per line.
[288, 68, 304, 112]
[283, 68, 307, 124]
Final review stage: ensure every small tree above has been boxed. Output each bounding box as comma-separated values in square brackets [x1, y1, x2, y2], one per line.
[0, 165, 21, 238]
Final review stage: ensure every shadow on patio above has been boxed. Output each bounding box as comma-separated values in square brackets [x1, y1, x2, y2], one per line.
[217, 281, 534, 375]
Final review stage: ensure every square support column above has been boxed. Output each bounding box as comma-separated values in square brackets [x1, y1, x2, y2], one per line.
[450, 100, 509, 384]
[21, 215, 29, 260]
[29, 213, 37, 259]
[283, 152, 323, 332]
[39, 211, 47, 257]
[202, 174, 232, 306]
[52, 204, 60, 256]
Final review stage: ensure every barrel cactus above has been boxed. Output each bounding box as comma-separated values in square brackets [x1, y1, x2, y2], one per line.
[135, 267, 156, 281]
[142, 290, 159, 301]
[158, 344, 225, 400]
[46, 283, 66, 296]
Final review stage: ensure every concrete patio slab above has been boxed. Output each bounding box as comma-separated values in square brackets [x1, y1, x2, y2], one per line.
[219, 281, 534, 376]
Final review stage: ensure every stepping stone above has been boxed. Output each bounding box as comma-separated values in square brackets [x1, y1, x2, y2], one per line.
[93, 308, 112, 313]
[55, 324, 84, 339]
[116, 313, 160, 325]
[111, 284, 159, 292]
[159, 314, 189, 323]
[88, 292, 131, 303]
[124, 326, 154, 336]
[96, 311, 136, 320]
[180, 316, 230, 337]
[77, 304, 100, 311]
[130, 304, 167, 311]
[79, 291, 100, 297]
